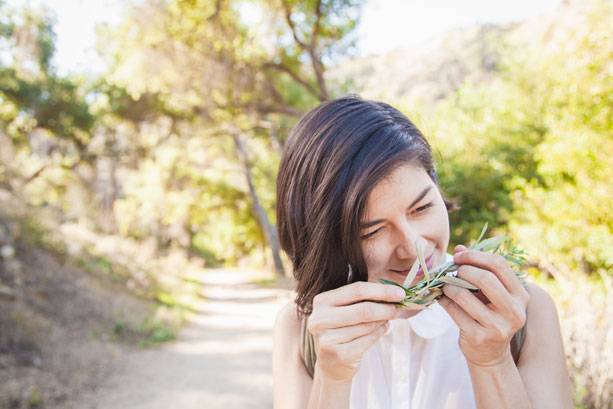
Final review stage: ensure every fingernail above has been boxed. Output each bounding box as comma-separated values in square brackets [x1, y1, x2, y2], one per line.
[394, 288, 406, 299]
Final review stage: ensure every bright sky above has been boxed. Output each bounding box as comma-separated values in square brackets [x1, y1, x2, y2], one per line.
[13, 0, 562, 76]
[357, 0, 562, 56]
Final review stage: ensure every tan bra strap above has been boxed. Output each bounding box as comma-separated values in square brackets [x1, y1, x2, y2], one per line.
[510, 309, 528, 364]
[300, 314, 317, 378]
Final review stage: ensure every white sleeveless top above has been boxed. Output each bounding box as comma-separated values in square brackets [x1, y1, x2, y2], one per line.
[349, 263, 476, 408]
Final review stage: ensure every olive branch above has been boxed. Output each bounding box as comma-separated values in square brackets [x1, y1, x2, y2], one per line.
[377, 223, 527, 310]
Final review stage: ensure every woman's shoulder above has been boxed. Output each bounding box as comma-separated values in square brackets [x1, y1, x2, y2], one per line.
[525, 282, 557, 318]
[272, 301, 313, 396]
[519, 282, 564, 363]
[273, 301, 302, 346]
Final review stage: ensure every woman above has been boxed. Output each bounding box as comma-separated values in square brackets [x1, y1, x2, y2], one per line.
[272, 95, 573, 408]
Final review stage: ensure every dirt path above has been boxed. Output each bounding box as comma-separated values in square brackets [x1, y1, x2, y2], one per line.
[87, 270, 293, 409]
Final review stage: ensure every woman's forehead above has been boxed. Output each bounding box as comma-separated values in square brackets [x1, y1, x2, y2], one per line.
[365, 165, 433, 214]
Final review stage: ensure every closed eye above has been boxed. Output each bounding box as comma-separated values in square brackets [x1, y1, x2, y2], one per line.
[361, 227, 384, 240]
[414, 202, 434, 213]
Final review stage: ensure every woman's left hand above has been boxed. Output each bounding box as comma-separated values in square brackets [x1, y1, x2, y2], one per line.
[439, 245, 531, 367]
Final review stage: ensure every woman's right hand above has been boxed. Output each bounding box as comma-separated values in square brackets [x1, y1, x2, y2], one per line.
[307, 281, 406, 382]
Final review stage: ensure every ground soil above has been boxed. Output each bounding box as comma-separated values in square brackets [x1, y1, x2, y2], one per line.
[0, 220, 293, 409]
[0, 223, 153, 409]
[84, 270, 293, 409]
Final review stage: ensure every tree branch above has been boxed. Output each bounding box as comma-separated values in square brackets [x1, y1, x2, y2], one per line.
[311, 0, 322, 50]
[263, 62, 325, 101]
[310, 53, 328, 101]
[280, 0, 328, 101]
[253, 103, 303, 117]
[309, 0, 328, 100]
[267, 81, 291, 107]
[281, 0, 308, 50]
[218, 100, 303, 117]
[21, 158, 82, 187]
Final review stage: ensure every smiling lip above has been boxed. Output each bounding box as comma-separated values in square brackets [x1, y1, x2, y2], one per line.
[392, 253, 435, 277]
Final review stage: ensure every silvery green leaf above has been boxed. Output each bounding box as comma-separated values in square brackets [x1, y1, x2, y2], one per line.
[504, 256, 524, 269]
[420, 288, 443, 303]
[469, 222, 489, 249]
[402, 258, 421, 288]
[474, 236, 507, 252]
[416, 238, 430, 285]
[438, 275, 479, 290]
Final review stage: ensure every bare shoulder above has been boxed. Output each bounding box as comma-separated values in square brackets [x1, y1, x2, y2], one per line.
[273, 301, 313, 408]
[273, 300, 304, 367]
[525, 282, 555, 308]
[523, 282, 560, 349]
[525, 282, 558, 322]
[274, 301, 302, 341]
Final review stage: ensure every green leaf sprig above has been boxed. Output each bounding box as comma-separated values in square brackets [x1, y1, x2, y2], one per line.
[378, 223, 527, 310]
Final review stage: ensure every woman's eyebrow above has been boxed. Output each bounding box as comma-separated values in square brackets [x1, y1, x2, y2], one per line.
[360, 218, 386, 229]
[359, 186, 433, 229]
[408, 186, 433, 209]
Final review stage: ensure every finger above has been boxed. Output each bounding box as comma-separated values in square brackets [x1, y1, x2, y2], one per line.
[314, 281, 406, 307]
[453, 244, 467, 254]
[442, 284, 498, 328]
[322, 320, 388, 345]
[341, 320, 390, 358]
[455, 264, 515, 314]
[438, 296, 484, 333]
[315, 301, 399, 328]
[453, 250, 525, 295]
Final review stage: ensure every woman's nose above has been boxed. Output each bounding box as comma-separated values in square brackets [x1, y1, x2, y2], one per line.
[394, 222, 420, 260]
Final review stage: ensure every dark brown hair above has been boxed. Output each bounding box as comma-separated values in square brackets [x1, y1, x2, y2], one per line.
[276, 95, 453, 315]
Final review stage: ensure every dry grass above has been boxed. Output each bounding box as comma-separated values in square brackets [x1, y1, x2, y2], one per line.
[531, 269, 613, 409]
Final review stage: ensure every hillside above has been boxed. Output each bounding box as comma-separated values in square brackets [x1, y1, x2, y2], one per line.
[0, 193, 157, 408]
[327, 0, 595, 105]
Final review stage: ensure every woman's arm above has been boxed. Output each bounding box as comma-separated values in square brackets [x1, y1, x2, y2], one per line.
[273, 303, 355, 409]
[439, 247, 573, 409]
[273, 303, 314, 409]
[272, 282, 404, 409]
[517, 283, 574, 408]
[461, 284, 573, 409]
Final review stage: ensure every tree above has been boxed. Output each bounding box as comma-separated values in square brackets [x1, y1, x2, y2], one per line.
[428, 0, 612, 277]
[99, 0, 363, 275]
[0, 3, 95, 196]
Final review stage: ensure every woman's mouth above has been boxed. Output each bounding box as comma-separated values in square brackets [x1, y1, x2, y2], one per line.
[391, 253, 435, 280]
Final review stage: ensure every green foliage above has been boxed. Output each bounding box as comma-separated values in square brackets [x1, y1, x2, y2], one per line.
[83, 256, 114, 277]
[28, 388, 42, 407]
[136, 316, 178, 348]
[428, 0, 612, 277]
[0, 5, 94, 145]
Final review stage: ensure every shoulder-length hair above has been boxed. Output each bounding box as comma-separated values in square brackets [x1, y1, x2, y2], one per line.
[276, 95, 454, 315]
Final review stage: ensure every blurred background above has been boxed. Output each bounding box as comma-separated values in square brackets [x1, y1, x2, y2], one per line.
[0, 0, 610, 408]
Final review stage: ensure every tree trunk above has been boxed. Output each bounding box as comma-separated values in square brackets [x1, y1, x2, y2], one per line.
[232, 133, 285, 277]
[95, 156, 119, 234]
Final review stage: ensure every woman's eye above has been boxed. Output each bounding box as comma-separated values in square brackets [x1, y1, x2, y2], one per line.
[361, 227, 383, 240]
[414, 202, 434, 213]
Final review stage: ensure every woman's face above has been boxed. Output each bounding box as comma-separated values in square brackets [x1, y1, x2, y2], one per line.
[360, 164, 450, 288]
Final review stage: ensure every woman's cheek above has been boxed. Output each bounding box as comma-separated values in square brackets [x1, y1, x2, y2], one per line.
[363, 239, 388, 281]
